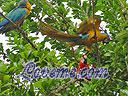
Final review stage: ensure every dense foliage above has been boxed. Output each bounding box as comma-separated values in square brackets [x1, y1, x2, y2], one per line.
[0, 0, 128, 96]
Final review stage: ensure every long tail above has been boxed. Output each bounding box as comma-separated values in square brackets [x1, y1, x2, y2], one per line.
[39, 21, 88, 45]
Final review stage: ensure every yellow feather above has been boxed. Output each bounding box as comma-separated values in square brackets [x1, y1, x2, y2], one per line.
[25, 1, 31, 15]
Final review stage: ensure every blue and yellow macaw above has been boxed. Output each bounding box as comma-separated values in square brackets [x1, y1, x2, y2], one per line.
[0, 0, 31, 33]
[39, 16, 110, 51]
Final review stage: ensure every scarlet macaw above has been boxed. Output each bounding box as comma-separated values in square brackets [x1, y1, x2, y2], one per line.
[0, 0, 31, 33]
[77, 54, 90, 73]
[77, 54, 96, 80]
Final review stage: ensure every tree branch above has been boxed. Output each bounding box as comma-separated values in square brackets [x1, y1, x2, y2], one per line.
[48, 79, 77, 96]
[0, 12, 37, 50]
[91, 0, 100, 66]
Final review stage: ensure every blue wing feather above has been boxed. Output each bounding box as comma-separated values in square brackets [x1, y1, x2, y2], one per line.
[0, 19, 8, 27]
[0, 8, 27, 27]
[0, 8, 27, 33]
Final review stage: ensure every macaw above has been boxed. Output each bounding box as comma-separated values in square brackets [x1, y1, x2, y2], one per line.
[77, 54, 96, 80]
[69, 16, 110, 51]
[39, 18, 109, 51]
[77, 54, 90, 73]
[0, 0, 31, 33]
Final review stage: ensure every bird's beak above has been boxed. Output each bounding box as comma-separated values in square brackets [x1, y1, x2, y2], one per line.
[103, 35, 112, 44]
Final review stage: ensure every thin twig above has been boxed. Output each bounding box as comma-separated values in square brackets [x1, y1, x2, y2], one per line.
[86, 0, 92, 18]
[41, 1, 77, 34]
[71, 47, 79, 63]
[91, 0, 100, 66]
[46, 1, 70, 26]
[119, 0, 128, 20]
[48, 79, 77, 96]
[0, 12, 37, 50]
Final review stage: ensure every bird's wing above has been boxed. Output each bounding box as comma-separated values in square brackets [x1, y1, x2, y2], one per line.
[0, 18, 8, 27]
[0, 8, 27, 27]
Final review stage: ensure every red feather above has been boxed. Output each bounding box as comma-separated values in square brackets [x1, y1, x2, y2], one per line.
[77, 54, 89, 73]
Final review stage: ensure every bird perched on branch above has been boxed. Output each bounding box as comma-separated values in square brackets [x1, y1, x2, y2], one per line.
[39, 16, 110, 51]
[0, 0, 31, 33]
[75, 16, 109, 51]
[77, 54, 96, 80]
[77, 54, 90, 72]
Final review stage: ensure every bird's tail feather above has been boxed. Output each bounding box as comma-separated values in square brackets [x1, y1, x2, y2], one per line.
[39, 21, 88, 45]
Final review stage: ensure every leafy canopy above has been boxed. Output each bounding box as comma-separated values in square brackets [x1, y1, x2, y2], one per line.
[0, 0, 128, 96]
